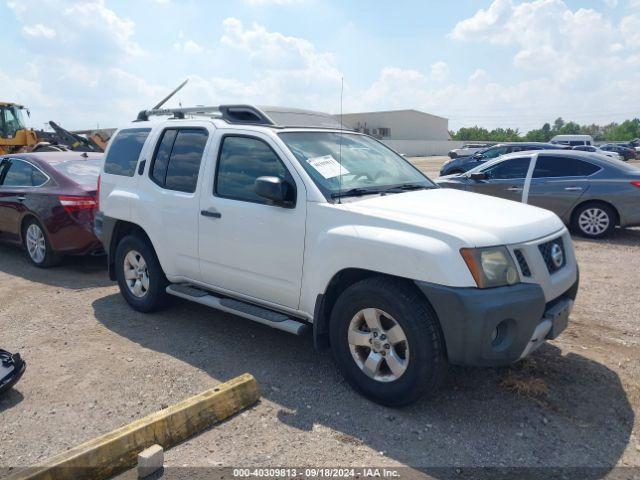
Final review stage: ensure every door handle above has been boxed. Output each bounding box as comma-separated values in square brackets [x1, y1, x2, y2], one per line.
[17, 196, 26, 202]
[200, 209, 221, 219]
[564, 186, 583, 191]
[506, 186, 523, 192]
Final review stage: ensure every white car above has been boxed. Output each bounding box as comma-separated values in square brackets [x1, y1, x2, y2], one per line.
[572, 145, 624, 161]
[447, 143, 490, 159]
[96, 105, 579, 406]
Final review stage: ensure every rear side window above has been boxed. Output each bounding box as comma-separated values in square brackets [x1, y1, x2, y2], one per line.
[485, 157, 531, 179]
[481, 146, 508, 159]
[149, 128, 208, 193]
[2, 160, 48, 187]
[215, 136, 290, 204]
[533, 156, 600, 178]
[103, 128, 150, 176]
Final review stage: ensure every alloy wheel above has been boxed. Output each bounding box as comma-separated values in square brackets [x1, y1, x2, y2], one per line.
[26, 224, 46, 264]
[578, 208, 610, 236]
[347, 308, 410, 383]
[123, 250, 150, 298]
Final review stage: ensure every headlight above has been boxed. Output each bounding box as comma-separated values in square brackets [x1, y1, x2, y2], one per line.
[460, 247, 520, 288]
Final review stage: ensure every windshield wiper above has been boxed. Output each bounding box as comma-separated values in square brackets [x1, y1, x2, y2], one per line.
[379, 183, 431, 193]
[330, 187, 382, 199]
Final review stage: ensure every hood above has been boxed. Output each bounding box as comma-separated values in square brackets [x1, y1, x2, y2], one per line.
[343, 188, 564, 247]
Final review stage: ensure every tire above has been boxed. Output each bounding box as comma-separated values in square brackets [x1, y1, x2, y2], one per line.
[571, 202, 616, 239]
[329, 276, 447, 406]
[22, 217, 61, 268]
[115, 234, 170, 312]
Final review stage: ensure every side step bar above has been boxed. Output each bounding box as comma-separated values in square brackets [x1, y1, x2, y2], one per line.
[166, 284, 309, 335]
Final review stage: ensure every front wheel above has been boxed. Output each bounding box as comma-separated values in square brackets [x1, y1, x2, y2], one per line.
[329, 277, 447, 406]
[115, 234, 170, 312]
[571, 203, 616, 239]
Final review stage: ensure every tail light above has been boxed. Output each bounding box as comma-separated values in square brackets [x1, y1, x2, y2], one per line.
[58, 195, 97, 213]
[96, 174, 101, 211]
[632, 181, 640, 189]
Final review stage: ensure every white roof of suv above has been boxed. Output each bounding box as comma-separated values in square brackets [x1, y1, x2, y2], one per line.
[134, 104, 349, 130]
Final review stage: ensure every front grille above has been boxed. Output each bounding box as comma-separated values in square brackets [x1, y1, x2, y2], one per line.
[514, 249, 531, 277]
[538, 237, 566, 274]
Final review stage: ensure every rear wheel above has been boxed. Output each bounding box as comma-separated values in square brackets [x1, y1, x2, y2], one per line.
[571, 202, 616, 239]
[115, 234, 170, 312]
[329, 277, 447, 406]
[23, 218, 61, 268]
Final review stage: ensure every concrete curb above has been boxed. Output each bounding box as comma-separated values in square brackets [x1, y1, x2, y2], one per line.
[8, 373, 260, 480]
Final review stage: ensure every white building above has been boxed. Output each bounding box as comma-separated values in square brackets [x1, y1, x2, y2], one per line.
[336, 109, 453, 156]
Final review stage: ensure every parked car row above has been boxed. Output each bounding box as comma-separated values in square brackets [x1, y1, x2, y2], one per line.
[438, 150, 640, 238]
[441, 142, 571, 176]
[447, 143, 493, 159]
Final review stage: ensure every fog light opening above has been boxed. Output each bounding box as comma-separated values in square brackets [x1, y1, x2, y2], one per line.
[491, 321, 508, 348]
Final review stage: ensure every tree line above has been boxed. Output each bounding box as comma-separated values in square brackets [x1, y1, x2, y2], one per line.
[451, 117, 640, 142]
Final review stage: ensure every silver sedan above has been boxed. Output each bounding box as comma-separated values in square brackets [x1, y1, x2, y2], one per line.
[437, 150, 640, 239]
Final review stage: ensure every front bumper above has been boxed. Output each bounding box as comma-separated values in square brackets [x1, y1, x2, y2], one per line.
[415, 274, 579, 367]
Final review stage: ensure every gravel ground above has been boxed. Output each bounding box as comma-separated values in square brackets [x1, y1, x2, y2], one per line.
[1, 156, 639, 479]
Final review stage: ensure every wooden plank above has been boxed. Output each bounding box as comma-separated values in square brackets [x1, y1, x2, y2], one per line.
[8, 373, 260, 480]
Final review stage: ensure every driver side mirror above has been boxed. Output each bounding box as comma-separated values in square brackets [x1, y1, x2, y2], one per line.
[469, 172, 487, 181]
[254, 176, 295, 207]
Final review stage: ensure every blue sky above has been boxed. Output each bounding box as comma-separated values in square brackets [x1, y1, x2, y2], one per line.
[2, 0, 639, 132]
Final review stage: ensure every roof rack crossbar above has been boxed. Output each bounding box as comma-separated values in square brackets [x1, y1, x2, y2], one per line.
[135, 104, 276, 126]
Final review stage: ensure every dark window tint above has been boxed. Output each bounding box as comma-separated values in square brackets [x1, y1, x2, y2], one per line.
[103, 128, 150, 176]
[485, 157, 531, 179]
[216, 136, 290, 203]
[533, 156, 600, 178]
[481, 146, 508, 159]
[55, 159, 101, 185]
[149, 128, 207, 193]
[2, 160, 48, 186]
[150, 129, 178, 186]
[165, 130, 207, 192]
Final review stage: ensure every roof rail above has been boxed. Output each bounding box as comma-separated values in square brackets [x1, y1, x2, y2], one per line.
[135, 104, 275, 125]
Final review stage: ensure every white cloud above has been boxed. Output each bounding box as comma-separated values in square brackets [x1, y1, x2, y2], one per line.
[603, 0, 618, 7]
[356, 0, 640, 130]
[620, 14, 640, 48]
[22, 24, 57, 39]
[429, 61, 450, 82]
[243, 0, 303, 5]
[8, 0, 142, 62]
[3, 1, 639, 133]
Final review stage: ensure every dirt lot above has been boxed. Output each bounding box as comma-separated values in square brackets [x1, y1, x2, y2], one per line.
[1, 156, 639, 479]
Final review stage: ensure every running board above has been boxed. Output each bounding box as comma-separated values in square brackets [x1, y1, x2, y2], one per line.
[166, 284, 309, 335]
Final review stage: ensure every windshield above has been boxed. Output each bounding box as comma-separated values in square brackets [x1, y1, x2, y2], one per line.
[1, 105, 26, 138]
[278, 132, 435, 197]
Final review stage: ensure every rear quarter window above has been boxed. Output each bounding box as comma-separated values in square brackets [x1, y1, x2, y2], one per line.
[103, 128, 151, 176]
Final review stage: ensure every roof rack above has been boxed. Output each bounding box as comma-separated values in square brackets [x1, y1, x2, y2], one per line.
[135, 105, 275, 125]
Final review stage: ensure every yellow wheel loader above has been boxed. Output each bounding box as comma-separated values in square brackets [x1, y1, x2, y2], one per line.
[0, 102, 39, 155]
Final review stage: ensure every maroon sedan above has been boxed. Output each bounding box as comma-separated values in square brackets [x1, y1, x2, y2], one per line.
[0, 152, 103, 267]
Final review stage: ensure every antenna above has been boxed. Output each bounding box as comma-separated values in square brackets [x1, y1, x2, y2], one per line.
[153, 78, 189, 110]
[338, 76, 344, 203]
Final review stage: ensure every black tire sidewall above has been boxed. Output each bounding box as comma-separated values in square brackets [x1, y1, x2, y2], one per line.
[22, 218, 60, 268]
[572, 203, 616, 239]
[115, 235, 168, 312]
[329, 279, 445, 406]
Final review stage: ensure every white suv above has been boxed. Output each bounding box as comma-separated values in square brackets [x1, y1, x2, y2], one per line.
[96, 105, 579, 406]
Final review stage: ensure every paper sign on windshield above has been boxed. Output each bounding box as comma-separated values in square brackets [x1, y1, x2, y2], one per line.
[306, 155, 350, 179]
